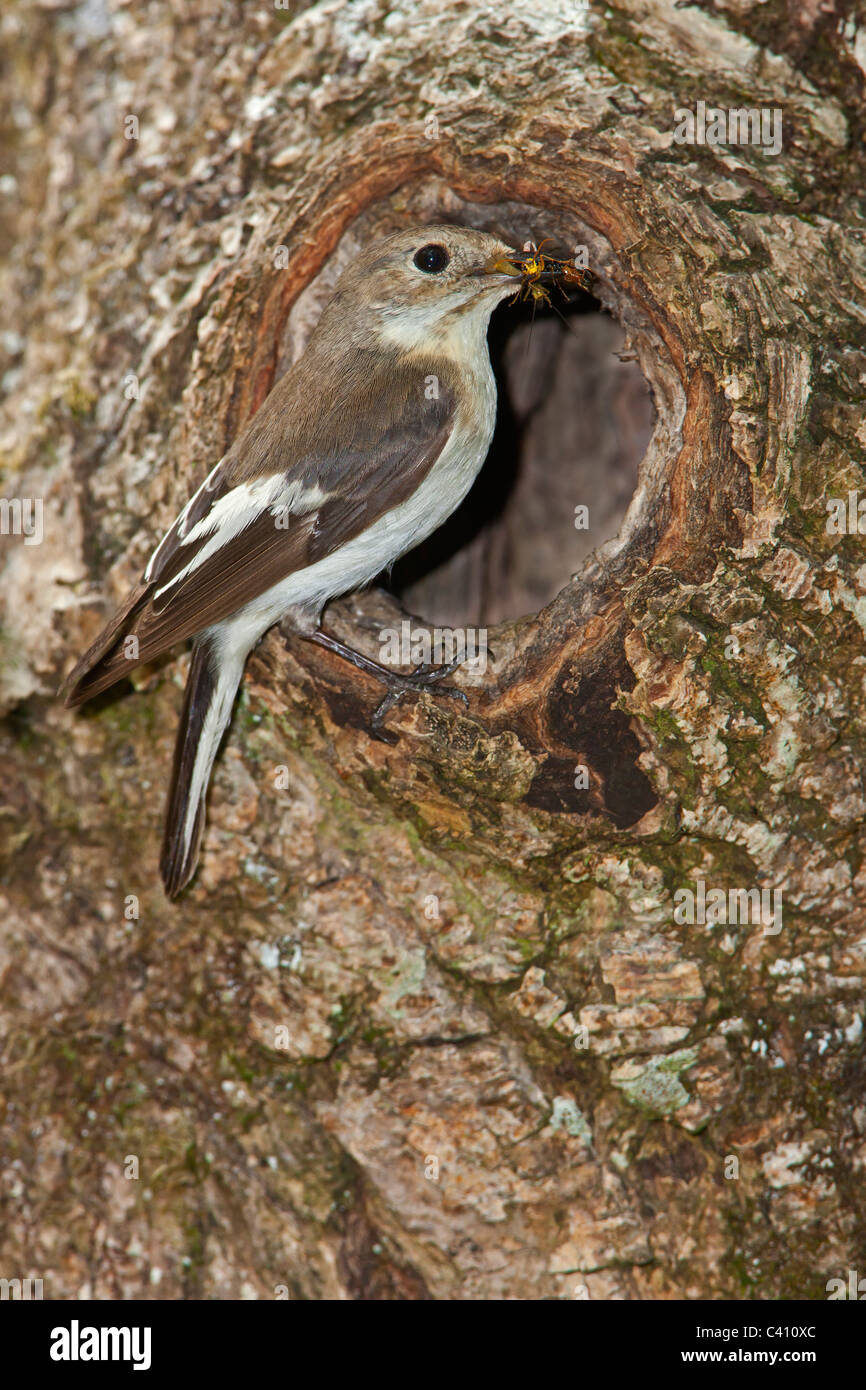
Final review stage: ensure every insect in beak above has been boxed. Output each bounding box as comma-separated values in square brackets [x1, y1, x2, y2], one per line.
[503, 240, 595, 308]
[492, 241, 596, 367]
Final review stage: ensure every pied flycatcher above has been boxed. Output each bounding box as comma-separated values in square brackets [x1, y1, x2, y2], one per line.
[61, 225, 527, 897]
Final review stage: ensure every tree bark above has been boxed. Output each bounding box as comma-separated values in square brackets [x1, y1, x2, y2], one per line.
[1, 0, 865, 1299]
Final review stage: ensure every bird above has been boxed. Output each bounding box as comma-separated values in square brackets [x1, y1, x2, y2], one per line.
[60, 224, 529, 898]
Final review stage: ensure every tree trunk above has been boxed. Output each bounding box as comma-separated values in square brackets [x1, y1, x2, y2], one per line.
[1, 0, 864, 1300]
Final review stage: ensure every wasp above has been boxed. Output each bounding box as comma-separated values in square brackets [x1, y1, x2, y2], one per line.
[492, 241, 594, 308]
[517, 240, 594, 305]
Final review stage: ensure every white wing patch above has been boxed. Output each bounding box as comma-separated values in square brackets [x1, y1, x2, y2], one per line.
[149, 472, 327, 602]
[145, 457, 226, 582]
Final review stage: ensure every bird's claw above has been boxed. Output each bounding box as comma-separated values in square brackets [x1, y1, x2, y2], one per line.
[370, 659, 469, 739]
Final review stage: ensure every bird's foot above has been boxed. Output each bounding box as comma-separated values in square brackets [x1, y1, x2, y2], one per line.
[369, 657, 468, 737]
[305, 629, 468, 742]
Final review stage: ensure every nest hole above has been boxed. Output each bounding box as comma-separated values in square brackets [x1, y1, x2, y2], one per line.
[390, 291, 655, 627]
[280, 191, 686, 651]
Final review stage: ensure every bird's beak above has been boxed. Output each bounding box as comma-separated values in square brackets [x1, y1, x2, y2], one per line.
[481, 253, 526, 281]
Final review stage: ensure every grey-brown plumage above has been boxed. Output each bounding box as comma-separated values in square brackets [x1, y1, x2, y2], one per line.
[61, 225, 523, 895]
[61, 357, 458, 705]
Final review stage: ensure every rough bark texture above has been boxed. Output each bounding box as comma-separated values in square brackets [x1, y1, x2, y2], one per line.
[1, 0, 865, 1300]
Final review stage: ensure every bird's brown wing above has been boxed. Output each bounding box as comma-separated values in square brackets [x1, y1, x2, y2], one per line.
[61, 368, 456, 706]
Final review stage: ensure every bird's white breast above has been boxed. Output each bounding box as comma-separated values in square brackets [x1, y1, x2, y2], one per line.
[229, 315, 499, 639]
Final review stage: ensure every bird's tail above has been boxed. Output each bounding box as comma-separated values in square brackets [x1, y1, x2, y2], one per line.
[159, 631, 247, 899]
[59, 582, 152, 707]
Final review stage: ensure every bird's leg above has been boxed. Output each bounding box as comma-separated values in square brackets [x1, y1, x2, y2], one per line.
[304, 628, 469, 738]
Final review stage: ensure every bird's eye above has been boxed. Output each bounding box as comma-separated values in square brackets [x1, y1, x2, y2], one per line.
[413, 243, 450, 274]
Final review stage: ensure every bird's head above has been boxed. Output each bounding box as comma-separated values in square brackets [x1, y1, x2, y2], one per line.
[314, 224, 525, 355]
